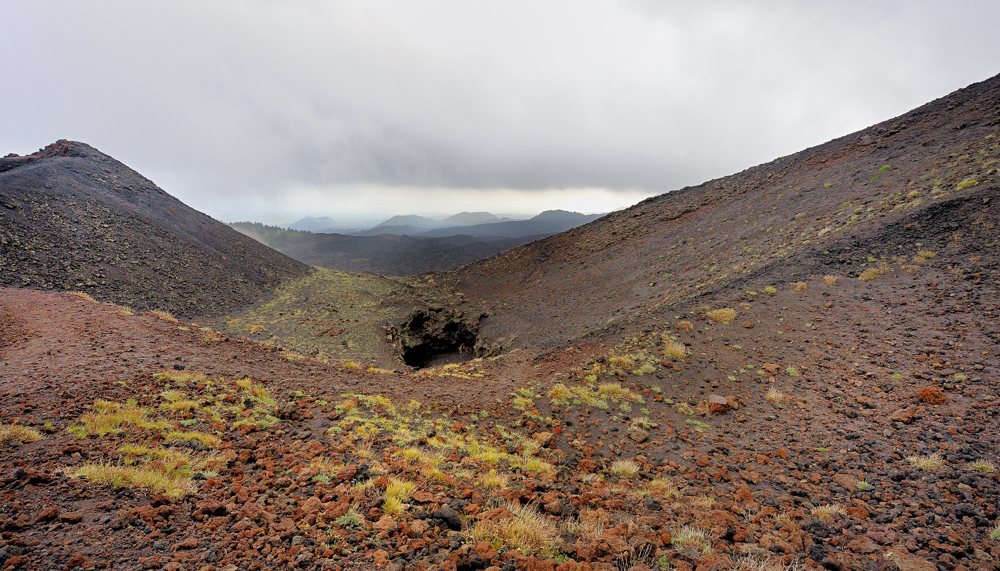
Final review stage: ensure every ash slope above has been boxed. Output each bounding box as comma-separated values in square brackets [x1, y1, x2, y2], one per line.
[445, 72, 1000, 351]
[0, 140, 309, 318]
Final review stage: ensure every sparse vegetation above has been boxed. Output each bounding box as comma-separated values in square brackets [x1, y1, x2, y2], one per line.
[970, 460, 996, 474]
[676, 320, 694, 332]
[912, 250, 936, 264]
[70, 400, 171, 438]
[670, 525, 712, 554]
[811, 504, 846, 521]
[706, 308, 737, 324]
[764, 286, 777, 295]
[765, 386, 784, 403]
[907, 453, 944, 470]
[790, 282, 807, 291]
[468, 503, 560, 558]
[0, 424, 44, 445]
[149, 310, 179, 323]
[859, 263, 889, 281]
[610, 459, 640, 477]
[823, 275, 838, 285]
[956, 178, 979, 190]
[72, 463, 195, 499]
[663, 342, 687, 361]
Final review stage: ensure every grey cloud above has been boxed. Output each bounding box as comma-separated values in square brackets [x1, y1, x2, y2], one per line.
[1, 1, 998, 219]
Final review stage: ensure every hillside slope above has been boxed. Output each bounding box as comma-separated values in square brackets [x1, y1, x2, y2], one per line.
[444, 73, 1000, 352]
[0, 140, 309, 317]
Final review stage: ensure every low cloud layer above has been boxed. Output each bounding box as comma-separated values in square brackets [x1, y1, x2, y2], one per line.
[2, 1, 999, 222]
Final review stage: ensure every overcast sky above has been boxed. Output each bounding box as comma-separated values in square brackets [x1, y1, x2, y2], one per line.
[2, 1, 999, 224]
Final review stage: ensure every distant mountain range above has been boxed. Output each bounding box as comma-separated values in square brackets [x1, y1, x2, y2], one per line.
[229, 223, 546, 275]
[351, 209, 601, 239]
[231, 210, 605, 275]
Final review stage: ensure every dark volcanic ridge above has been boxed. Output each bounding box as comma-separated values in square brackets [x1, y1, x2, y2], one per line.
[0, 140, 310, 318]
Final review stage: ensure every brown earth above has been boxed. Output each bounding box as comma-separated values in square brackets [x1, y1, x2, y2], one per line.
[2, 74, 1000, 571]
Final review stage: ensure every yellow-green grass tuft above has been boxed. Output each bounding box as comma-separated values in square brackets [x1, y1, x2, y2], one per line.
[810, 504, 846, 521]
[662, 342, 687, 361]
[72, 400, 170, 437]
[0, 424, 44, 445]
[149, 310, 179, 324]
[765, 385, 785, 403]
[165, 430, 222, 448]
[477, 470, 509, 490]
[73, 463, 194, 498]
[706, 308, 736, 324]
[970, 460, 996, 474]
[610, 459, 640, 478]
[468, 503, 560, 558]
[906, 453, 944, 470]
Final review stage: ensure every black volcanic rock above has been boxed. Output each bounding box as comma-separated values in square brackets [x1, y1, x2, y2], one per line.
[0, 140, 309, 318]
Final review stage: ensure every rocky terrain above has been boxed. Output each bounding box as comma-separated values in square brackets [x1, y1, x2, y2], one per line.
[0, 141, 309, 318]
[1, 74, 999, 571]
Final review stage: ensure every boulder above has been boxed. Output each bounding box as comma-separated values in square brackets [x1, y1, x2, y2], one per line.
[708, 395, 729, 414]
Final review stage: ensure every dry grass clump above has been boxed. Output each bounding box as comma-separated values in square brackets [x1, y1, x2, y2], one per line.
[969, 460, 996, 474]
[596, 383, 643, 403]
[607, 355, 635, 370]
[67, 291, 97, 303]
[477, 470, 509, 490]
[823, 275, 838, 285]
[690, 495, 716, 509]
[790, 282, 807, 292]
[662, 341, 687, 361]
[548, 383, 572, 406]
[730, 555, 805, 571]
[956, 178, 979, 190]
[610, 459, 640, 478]
[765, 386, 785, 403]
[648, 478, 680, 499]
[906, 453, 944, 470]
[0, 424, 44, 445]
[382, 477, 415, 516]
[706, 308, 737, 324]
[469, 503, 560, 558]
[676, 320, 694, 332]
[671, 525, 713, 554]
[160, 390, 199, 412]
[568, 509, 612, 541]
[149, 310, 179, 324]
[71, 400, 170, 437]
[73, 463, 195, 498]
[236, 378, 277, 410]
[810, 504, 846, 521]
[912, 250, 936, 265]
[165, 430, 222, 448]
[859, 263, 890, 281]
